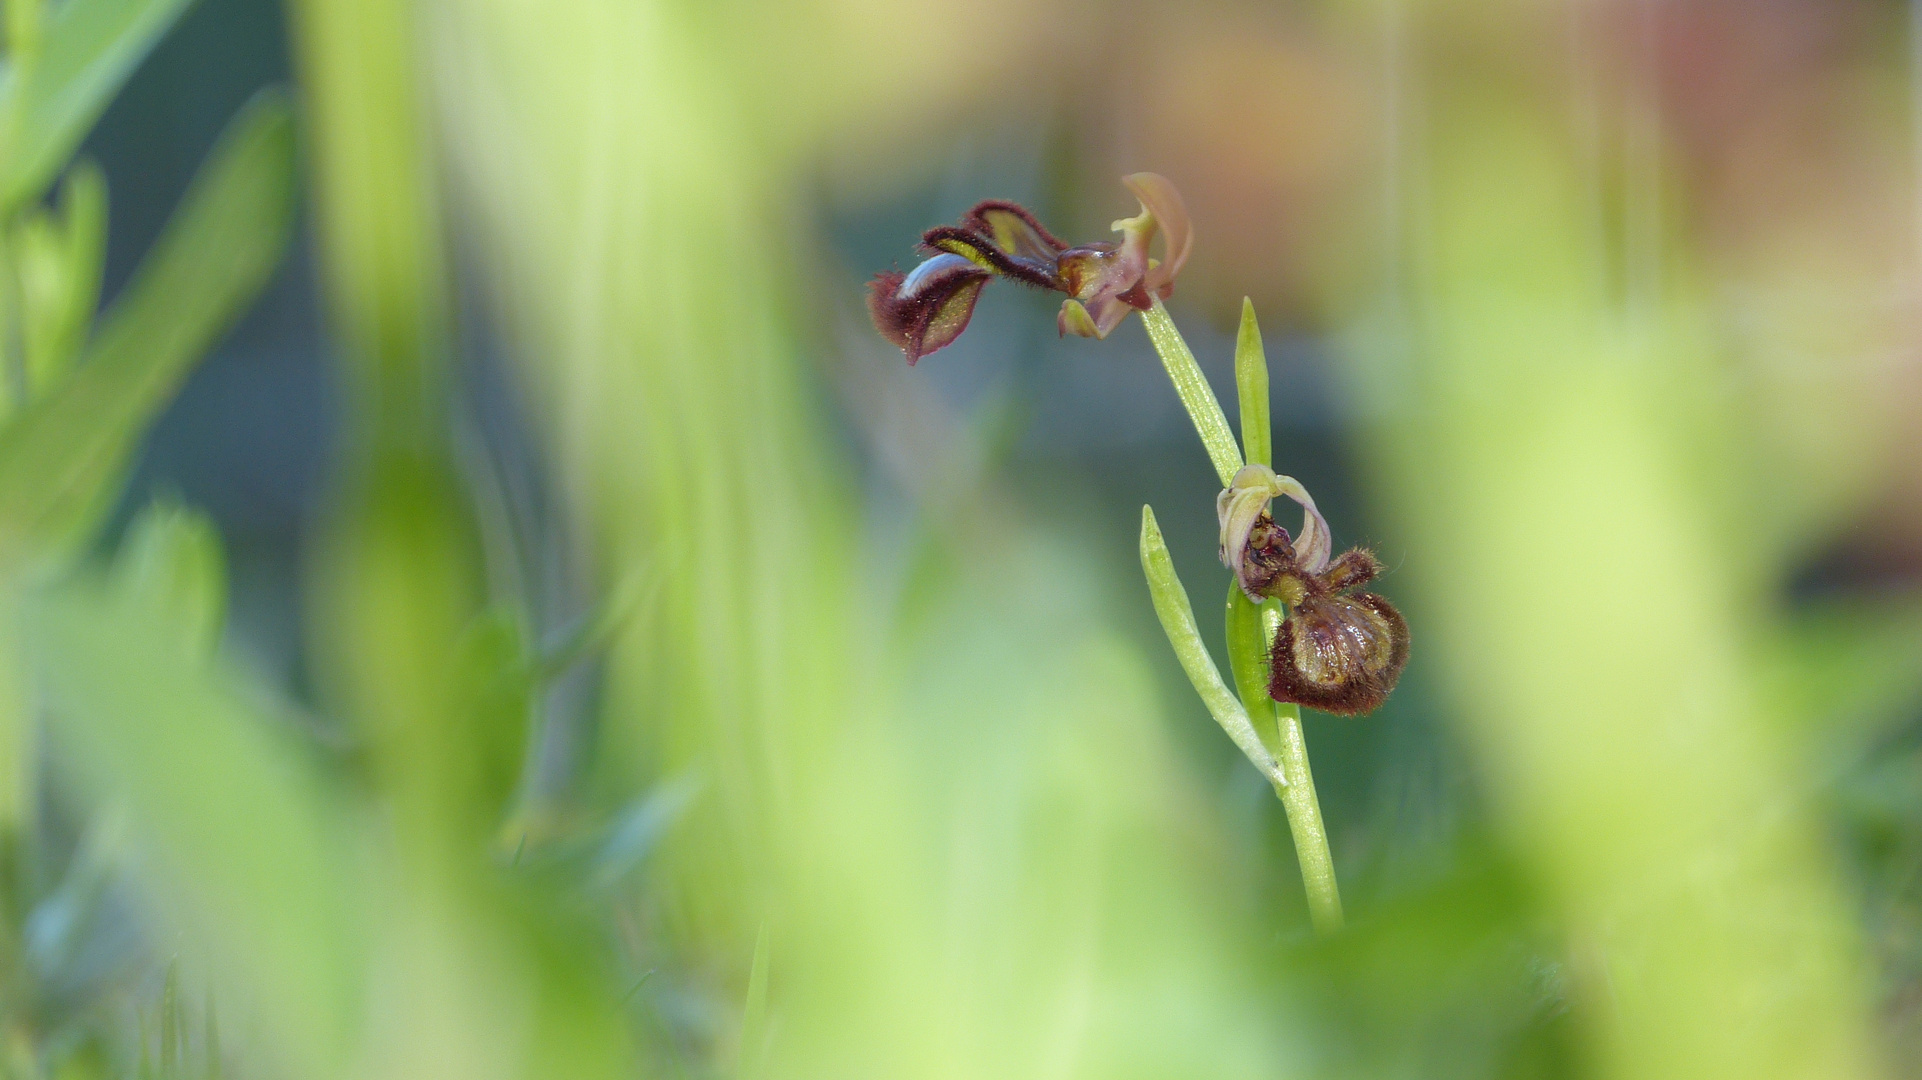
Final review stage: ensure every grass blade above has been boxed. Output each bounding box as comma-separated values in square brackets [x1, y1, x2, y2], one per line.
[0, 91, 293, 571]
[0, 0, 198, 210]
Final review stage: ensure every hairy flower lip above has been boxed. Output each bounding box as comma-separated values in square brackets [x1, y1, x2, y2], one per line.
[1215, 464, 1410, 716]
[1269, 591, 1409, 716]
[867, 254, 993, 366]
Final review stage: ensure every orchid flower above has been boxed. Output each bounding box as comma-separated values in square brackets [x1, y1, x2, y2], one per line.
[1217, 465, 1409, 717]
[874, 171, 1404, 931]
[867, 173, 1192, 365]
[1217, 464, 1332, 600]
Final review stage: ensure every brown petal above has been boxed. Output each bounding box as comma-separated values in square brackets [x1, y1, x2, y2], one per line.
[867, 253, 994, 365]
[1267, 592, 1409, 716]
[961, 200, 1070, 263]
[1319, 548, 1384, 592]
[1123, 173, 1192, 298]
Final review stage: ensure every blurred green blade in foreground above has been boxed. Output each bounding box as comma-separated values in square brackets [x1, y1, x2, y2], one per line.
[0, 0, 198, 211]
[26, 579, 358, 1079]
[0, 91, 294, 571]
[1351, 19, 1879, 1077]
[113, 498, 228, 659]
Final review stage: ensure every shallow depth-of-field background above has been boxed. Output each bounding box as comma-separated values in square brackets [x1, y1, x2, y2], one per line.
[5, 0, 1922, 1077]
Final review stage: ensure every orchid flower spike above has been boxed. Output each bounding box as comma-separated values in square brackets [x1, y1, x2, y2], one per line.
[1217, 465, 1409, 716]
[867, 173, 1193, 364]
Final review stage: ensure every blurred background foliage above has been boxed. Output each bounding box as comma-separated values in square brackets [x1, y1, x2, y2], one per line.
[1, 0, 1921, 1077]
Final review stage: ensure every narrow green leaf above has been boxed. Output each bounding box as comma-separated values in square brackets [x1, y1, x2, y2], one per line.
[0, 0, 197, 210]
[1223, 585, 1282, 761]
[1233, 297, 1270, 469]
[27, 159, 108, 395]
[113, 499, 227, 660]
[739, 920, 772, 1079]
[1138, 505, 1286, 787]
[13, 161, 106, 396]
[0, 92, 294, 572]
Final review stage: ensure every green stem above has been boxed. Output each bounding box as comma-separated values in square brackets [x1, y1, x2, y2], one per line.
[1273, 701, 1340, 933]
[1226, 589, 1342, 933]
[1140, 301, 1241, 487]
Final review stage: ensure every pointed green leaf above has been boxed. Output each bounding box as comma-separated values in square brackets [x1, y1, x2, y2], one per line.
[113, 499, 227, 659]
[1138, 505, 1286, 787]
[17, 160, 109, 396]
[0, 91, 294, 572]
[1234, 297, 1270, 468]
[1223, 584, 1283, 760]
[0, 0, 197, 210]
[13, 163, 106, 397]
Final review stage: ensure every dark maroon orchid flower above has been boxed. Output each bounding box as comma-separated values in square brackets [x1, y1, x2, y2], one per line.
[868, 173, 1192, 365]
[1217, 465, 1409, 716]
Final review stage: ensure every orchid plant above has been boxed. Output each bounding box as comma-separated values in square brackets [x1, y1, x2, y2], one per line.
[871, 175, 1409, 933]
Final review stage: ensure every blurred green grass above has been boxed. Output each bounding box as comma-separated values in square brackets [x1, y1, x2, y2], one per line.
[5, 0, 1922, 1078]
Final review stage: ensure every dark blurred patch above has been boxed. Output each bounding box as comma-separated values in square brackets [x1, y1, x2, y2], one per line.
[1789, 528, 1922, 602]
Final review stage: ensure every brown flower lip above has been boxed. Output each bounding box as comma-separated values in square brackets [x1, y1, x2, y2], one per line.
[867, 174, 1193, 365]
[1267, 562, 1410, 716]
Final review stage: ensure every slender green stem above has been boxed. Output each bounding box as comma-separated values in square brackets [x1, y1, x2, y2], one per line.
[1273, 701, 1340, 933]
[1226, 589, 1342, 933]
[1140, 301, 1240, 487]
